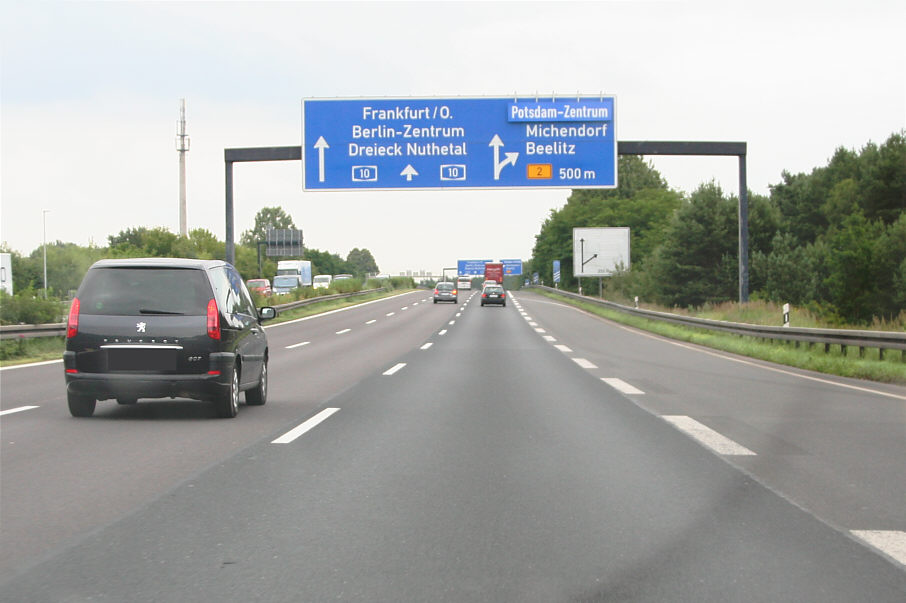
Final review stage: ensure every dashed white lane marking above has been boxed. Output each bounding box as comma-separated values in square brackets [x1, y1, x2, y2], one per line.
[572, 358, 597, 369]
[661, 416, 756, 456]
[272, 408, 340, 444]
[0, 406, 39, 417]
[449, 320, 456, 325]
[438, 329, 448, 336]
[850, 531, 906, 567]
[529, 322, 538, 327]
[543, 336, 557, 342]
[456, 312, 462, 317]
[386, 312, 395, 317]
[602, 378, 645, 395]
[534, 328, 547, 333]
[554, 344, 572, 353]
[365, 319, 377, 325]
[383, 363, 407, 376]
[420, 343, 433, 350]
[286, 341, 311, 349]
[402, 306, 409, 311]
[336, 329, 351, 335]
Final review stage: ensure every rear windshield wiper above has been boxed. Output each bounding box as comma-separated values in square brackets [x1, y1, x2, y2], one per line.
[138, 308, 185, 315]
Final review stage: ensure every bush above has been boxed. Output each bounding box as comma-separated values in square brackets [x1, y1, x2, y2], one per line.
[0, 289, 66, 325]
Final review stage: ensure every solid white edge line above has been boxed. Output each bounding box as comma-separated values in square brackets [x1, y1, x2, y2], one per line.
[383, 362, 406, 376]
[850, 530, 906, 567]
[0, 359, 63, 372]
[0, 405, 40, 417]
[285, 341, 311, 349]
[272, 408, 340, 444]
[602, 378, 645, 395]
[420, 343, 433, 350]
[572, 358, 597, 369]
[662, 415, 756, 456]
[548, 299, 906, 402]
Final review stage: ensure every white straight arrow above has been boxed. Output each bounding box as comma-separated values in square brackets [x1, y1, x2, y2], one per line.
[401, 164, 418, 182]
[314, 136, 329, 182]
[489, 134, 518, 180]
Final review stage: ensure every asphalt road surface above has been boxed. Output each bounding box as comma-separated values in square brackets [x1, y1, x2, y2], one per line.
[1, 289, 904, 601]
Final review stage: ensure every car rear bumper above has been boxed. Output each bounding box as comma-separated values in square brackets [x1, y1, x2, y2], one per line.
[63, 351, 234, 402]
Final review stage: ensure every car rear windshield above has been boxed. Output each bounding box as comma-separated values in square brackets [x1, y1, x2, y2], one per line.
[273, 276, 300, 288]
[78, 267, 213, 316]
[437, 283, 453, 290]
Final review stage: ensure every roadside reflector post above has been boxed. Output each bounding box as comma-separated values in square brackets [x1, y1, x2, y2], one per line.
[782, 303, 790, 328]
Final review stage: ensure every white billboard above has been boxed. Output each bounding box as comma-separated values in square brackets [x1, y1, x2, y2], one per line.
[572, 227, 630, 277]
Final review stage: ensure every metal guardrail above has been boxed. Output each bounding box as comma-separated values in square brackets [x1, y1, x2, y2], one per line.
[533, 286, 906, 359]
[0, 288, 387, 340]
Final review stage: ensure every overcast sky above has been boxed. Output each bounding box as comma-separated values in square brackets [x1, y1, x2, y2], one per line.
[2, 0, 903, 276]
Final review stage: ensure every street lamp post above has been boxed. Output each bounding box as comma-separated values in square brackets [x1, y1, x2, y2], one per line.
[42, 209, 50, 298]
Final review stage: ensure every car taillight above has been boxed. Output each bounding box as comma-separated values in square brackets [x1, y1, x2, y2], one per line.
[482, 293, 487, 298]
[433, 289, 439, 294]
[206, 298, 221, 340]
[66, 297, 80, 338]
[452, 289, 457, 295]
[500, 293, 506, 298]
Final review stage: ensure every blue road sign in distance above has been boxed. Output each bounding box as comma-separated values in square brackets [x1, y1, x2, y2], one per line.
[501, 259, 523, 275]
[458, 259, 493, 276]
[302, 96, 616, 191]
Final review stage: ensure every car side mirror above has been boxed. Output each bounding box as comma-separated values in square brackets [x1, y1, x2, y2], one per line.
[258, 306, 277, 321]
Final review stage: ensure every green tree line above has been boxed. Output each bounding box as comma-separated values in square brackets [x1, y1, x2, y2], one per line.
[530, 132, 906, 325]
[1, 206, 380, 299]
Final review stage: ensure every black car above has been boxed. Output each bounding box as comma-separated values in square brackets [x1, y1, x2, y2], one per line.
[480, 284, 506, 306]
[64, 258, 276, 418]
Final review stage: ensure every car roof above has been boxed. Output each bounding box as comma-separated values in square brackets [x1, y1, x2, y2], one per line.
[88, 258, 228, 270]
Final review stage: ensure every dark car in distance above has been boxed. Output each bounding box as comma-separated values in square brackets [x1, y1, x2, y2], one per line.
[433, 282, 458, 303]
[480, 284, 506, 307]
[64, 258, 277, 418]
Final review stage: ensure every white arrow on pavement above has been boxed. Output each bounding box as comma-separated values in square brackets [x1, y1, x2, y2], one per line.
[314, 136, 329, 182]
[400, 164, 419, 182]
[489, 134, 518, 180]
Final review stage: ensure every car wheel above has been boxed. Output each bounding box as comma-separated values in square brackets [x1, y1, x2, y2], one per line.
[245, 359, 267, 406]
[433, 299, 437, 304]
[215, 365, 240, 418]
[68, 392, 96, 417]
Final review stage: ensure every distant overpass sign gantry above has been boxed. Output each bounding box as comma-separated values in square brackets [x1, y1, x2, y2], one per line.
[302, 96, 617, 191]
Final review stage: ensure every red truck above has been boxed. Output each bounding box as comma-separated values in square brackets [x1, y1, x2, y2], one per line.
[484, 262, 504, 284]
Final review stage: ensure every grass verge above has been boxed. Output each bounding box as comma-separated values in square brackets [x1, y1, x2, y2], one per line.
[0, 289, 418, 368]
[537, 290, 906, 385]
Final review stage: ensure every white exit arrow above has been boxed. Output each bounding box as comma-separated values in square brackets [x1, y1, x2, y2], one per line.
[314, 136, 329, 182]
[400, 164, 419, 182]
[489, 134, 518, 180]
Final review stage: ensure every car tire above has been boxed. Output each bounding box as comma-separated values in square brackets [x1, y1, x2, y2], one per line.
[68, 393, 96, 417]
[245, 359, 267, 406]
[215, 365, 240, 418]
[433, 299, 437, 304]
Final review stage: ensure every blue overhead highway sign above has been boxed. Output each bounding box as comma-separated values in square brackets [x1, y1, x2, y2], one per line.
[302, 96, 617, 191]
[458, 259, 494, 276]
